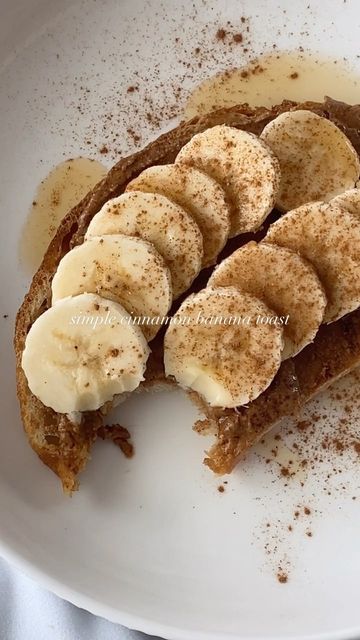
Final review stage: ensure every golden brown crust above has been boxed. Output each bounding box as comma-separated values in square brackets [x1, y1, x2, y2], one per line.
[14, 98, 360, 491]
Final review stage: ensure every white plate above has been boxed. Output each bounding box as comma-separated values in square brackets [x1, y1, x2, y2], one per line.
[1, 1, 360, 638]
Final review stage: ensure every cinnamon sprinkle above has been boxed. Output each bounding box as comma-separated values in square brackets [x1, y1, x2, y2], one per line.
[277, 571, 288, 584]
[215, 28, 227, 41]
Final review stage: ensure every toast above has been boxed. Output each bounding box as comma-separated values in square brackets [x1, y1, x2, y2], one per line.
[14, 97, 360, 493]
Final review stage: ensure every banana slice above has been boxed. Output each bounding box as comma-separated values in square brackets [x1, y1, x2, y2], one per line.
[164, 286, 283, 408]
[332, 188, 360, 218]
[208, 241, 326, 360]
[125, 164, 231, 267]
[175, 125, 280, 237]
[85, 191, 203, 298]
[265, 201, 360, 323]
[51, 235, 172, 340]
[21, 293, 150, 413]
[260, 110, 360, 211]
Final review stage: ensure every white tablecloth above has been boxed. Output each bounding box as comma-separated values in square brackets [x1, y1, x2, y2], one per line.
[0, 557, 161, 640]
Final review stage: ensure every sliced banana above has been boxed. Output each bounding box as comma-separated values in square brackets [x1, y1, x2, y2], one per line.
[85, 191, 203, 298]
[331, 188, 360, 218]
[260, 110, 360, 211]
[51, 235, 172, 340]
[265, 201, 360, 323]
[164, 286, 283, 408]
[125, 164, 231, 267]
[22, 293, 150, 413]
[175, 125, 281, 237]
[208, 241, 327, 360]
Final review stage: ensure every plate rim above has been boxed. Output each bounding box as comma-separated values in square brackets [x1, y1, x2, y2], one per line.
[1, 534, 360, 640]
[2, 2, 360, 638]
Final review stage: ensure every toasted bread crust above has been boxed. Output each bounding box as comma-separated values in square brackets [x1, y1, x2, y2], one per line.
[197, 308, 360, 473]
[14, 98, 360, 491]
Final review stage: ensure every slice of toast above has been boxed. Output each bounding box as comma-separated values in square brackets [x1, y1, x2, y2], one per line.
[14, 97, 360, 492]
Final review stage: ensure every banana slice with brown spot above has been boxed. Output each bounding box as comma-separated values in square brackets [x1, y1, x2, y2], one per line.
[208, 241, 327, 359]
[85, 191, 203, 298]
[125, 164, 231, 267]
[22, 293, 150, 413]
[164, 286, 283, 408]
[260, 110, 360, 211]
[265, 201, 360, 323]
[51, 234, 172, 341]
[175, 125, 281, 237]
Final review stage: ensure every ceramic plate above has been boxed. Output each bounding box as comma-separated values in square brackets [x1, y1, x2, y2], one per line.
[1, 1, 360, 638]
